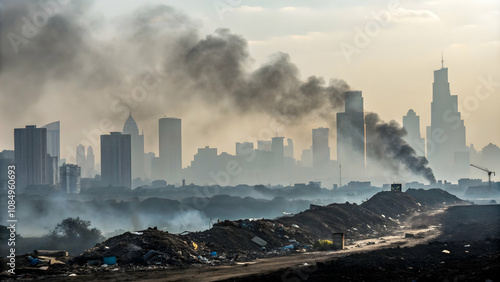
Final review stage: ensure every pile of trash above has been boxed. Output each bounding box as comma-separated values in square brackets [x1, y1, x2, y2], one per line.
[406, 188, 468, 206]
[361, 191, 424, 219]
[73, 227, 215, 267]
[279, 202, 396, 240]
[70, 189, 463, 268]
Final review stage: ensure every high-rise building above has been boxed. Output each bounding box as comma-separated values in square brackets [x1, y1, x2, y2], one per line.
[41, 121, 60, 160]
[122, 114, 145, 180]
[300, 147, 312, 167]
[86, 146, 95, 178]
[47, 155, 59, 186]
[426, 60, 467, 180]
[337, 91, 365, 179]
[100, 132, 131, 189]
[271, 137, 284, 168]
[0, 150, 14, 190]
[144, 152, 155, 179]
[76, 144, 85, 169]
[403, 109, 425, 156]
[284, 138, 294, 159]
[192, 146, 218, 184]
[60, 164, 81, 193]
[14, 125, 48, 190]
[312, 128, 330, 169]
[159, 117, 182, 185]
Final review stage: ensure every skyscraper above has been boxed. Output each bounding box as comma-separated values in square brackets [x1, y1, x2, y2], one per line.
[284, 138, 294, 159]
[337, 91, 365, 179]
[122, 114, 145, 180]
[14, 125, 48, 190]
[144, 152, 155, 179]
[41, 121, 60, 160]
[312, 128, 330, 169]
[271, 137, 284, 168]
[159, 117, 182, 185]
[76, 144, 86, 169]
[192, 146, 218, 184]
[0, 150, 14, 190]
[86, 145, 95, 178]
[426, 60, 467, 180]
[403, 109, 425, 156]
[100, 132, 131, 189]
[60, 164, 81, 193]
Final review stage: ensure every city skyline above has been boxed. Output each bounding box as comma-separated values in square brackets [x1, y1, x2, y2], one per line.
[0, 1, 498, 168]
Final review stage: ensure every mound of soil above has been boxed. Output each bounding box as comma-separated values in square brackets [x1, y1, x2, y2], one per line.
[438, 205, 500, 242]
[406, 188, 467, 206]
[71, 189, 471, 268]
[278, 203, 395, 241]
[72, 228, 205, 266]
[361, 191, 423, 219]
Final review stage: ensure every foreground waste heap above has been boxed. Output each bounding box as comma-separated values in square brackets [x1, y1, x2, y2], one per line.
[71, 189, 465, 267]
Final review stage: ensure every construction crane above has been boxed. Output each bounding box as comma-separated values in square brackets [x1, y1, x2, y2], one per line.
[470, 164, 496, 187]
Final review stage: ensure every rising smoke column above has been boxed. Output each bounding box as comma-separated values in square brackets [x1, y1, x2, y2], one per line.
[365, 112, 436, 183]
[1, 2, 434, 183]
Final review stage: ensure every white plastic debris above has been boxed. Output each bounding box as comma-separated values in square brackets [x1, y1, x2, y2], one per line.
[69, 274, 77, 277]
[442, 250, 450, 254]
[464, 244, 470, 248]
[381, 214, 386, 218]
[131, 232, 143, 235]
[291, 224, 299, 228]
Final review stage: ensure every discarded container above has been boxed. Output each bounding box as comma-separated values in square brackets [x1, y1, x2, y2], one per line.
[251, 236, 268, 247]
[332, 233, 345, 250]
[391, 183, 402, 192]
[210, 252, 217, 257]
[29, 258, 40, 266]
[282, 245, 294, 250]
[103, 256, 116, 265]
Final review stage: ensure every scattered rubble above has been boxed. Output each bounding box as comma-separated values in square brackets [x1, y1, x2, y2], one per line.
[2, 189, 488, 280]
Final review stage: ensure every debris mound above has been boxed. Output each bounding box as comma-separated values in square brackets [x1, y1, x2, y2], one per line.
[406, 188, 467, 206]
[438, 205, 500, 242]
[278, 203, 395, 240]
[73, 229, 206, 266]
[361, 191, 422, 219]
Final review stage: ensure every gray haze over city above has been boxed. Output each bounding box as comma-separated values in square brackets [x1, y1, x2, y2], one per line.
[0, 0, 499, 240]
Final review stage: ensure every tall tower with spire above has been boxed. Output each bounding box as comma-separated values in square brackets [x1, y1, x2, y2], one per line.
[426, 58, 468, 181]
[122, 113, 145, 181]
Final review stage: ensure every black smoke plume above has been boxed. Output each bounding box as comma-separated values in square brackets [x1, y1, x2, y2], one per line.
[365, 113, 436, 183]
[0, 2, 434, 182]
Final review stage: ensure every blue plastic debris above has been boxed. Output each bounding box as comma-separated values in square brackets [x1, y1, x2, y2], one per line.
[103, 256, 116, 265]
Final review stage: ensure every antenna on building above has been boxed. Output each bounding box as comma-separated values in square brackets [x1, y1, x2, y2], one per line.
[441, 51, 444, 68]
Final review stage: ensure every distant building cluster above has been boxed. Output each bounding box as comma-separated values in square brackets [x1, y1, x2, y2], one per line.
[1, 62, 499, 193]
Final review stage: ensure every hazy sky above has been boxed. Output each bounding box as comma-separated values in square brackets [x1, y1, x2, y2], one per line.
[1, 0, 499, 167]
